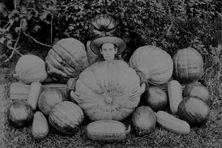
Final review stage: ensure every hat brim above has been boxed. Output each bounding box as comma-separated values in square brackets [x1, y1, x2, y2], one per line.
[90, 36, 126, 55]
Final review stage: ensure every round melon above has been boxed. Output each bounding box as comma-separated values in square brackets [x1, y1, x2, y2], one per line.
[7, 100, 33, 128]
[129, 45, 173, 85]
[173, 48, 204, 84]
[178, 96, 210, 125]
[131, 106, 156, 136]
[38, 88, 66, 116]
[48, 101, 84, 135]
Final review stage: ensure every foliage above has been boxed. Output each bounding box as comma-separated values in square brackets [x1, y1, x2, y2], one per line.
[1, 0, 222, 63]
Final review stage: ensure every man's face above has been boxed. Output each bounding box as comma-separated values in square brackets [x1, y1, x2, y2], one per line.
[100, 43, 117, 61]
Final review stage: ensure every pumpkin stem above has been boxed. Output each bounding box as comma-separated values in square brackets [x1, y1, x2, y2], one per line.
[125, 125, 131, 135]
[139, 83, 146, 94]
[70, 91, 81, 103]
[104, 96, 113, 104]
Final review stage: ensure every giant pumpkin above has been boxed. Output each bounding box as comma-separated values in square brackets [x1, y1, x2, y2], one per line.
[173, 47, 204, 84]
[70, 60, 145, 121]
[129, 45, 173, 85]
[45, 38, 89, 82]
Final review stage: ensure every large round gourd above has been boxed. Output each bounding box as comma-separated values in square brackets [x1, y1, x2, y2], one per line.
[129, 45, 173, 85]
[70, 60, 145, 121]
[14, 54, 47, 84]
[45, 38, 89, 82]
[173, 47, 204, 84]
[48, 101, 84, 135]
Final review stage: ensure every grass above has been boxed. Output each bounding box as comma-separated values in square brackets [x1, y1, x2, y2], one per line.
[1, 44, 222, 148]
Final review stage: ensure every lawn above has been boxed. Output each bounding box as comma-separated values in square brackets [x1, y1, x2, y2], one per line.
[0, 44, 222, 148]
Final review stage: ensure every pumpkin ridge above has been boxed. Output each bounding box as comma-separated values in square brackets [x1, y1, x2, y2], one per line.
[52, 45, 79, 73]
[56, 43, 83, 72]
[47, 51, 73, 76]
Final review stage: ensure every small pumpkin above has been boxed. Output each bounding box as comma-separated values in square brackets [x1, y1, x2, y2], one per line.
[7, 100, 33, 128]
[143, 87, 168, 111]
[38, 88, 66, 116]
[129, 45, 173, 85]
[183, 81, 210, 104]
[14, 54, 47, 84]
[86, 120, 130, 142]
[48, 101, 84, 135]
[178, 96, 210, 125]
[131, 106, 156, 136]
[45, 38, 89, 82]
[173, 47, 204, 84]
[71, 60, 145, 121]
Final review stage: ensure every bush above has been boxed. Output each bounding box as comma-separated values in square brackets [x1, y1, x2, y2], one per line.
[1, 0, 222, 62]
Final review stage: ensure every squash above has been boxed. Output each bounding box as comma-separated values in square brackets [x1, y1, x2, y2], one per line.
[14, 54, 47, 84]
[178, 96, 210, 125]
[48, 101, 84, 135]
[38, 88, 66, 116]
[32, 111, 49, 139]
[173, 47, 204, 84]
[144, 86, 168, 111]
[9, 82, 30, 100]
[28, 81, 42, 110]
[70, 60, 145, 121]
[156, 111, 190, 135]
[7, 100, 33, 128]
[86, 120, 130, 142]
[45, 38, 89, 83]
[131, 106, 156, 136]
[168, 80, 183, 114]
[129, 45, 173, 85]
[183, 82, 210, 104]
[9, 82, 67, 101]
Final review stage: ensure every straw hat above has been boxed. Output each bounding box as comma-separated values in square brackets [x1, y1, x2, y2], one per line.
[90, 36, 126, 55]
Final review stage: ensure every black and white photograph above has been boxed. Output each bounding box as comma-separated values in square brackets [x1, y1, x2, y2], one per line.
[0, 0, 221, 147]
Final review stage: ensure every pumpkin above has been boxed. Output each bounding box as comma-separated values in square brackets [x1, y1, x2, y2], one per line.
[131, 106, 156, 136]
[7, 100, 33, 128]
[89, 14, 117, 39]
[48, 101, 84, 135]
[129, 45, 173, 85]
[32, 111, 49, 139]
[173, 47, 204, 84]
[14, 54, 47, 84]
[183, 81, 210, 104]
[45, 38, 89, 82]
[178, 96, 210, 125]
[38, 88, 66, 116]
[143, 87, 168, 111]
[86, 120, 130, 142]
[70, 60, 145, 121]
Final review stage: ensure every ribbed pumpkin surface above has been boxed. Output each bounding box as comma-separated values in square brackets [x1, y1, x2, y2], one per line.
[48, 101, 84, 135]
[72, 60, 143, 121]
[129, 45, 173, 85]
[173, 48, 204, 84]
[45, 38, 89, 82]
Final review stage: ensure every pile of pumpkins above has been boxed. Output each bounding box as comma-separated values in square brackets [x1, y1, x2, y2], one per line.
[7, 38, 210, 141]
